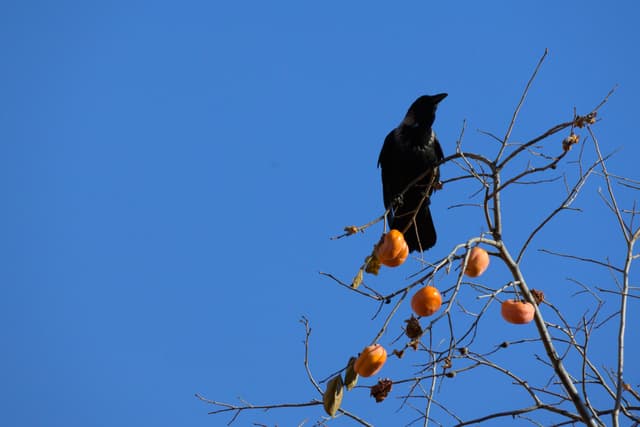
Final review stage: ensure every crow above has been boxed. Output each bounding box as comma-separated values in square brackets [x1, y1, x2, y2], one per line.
[377, 94, 447, 252]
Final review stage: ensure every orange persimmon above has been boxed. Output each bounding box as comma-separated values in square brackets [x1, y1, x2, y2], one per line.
[411, 286, 442, 317]
[375, 230, 409, 267]
[501, 299, 535, 324]
[353, 344, 387, 377]
[464, 247, 490, 277]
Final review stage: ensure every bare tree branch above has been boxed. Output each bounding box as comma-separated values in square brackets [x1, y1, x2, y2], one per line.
[202, 55, 637, 427]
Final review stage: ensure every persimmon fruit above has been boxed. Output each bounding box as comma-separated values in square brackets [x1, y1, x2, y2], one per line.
[501, 299, 535, 324]
[464, 247, 490, 277]
[411, 286, 442, 317]
[353, 344, 387, 377]
[376, 229, 409, 267]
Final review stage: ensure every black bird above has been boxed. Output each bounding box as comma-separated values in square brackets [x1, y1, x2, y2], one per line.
[377, 94, 447, 252]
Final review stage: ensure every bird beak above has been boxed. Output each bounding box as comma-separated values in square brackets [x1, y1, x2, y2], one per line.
[433, 93, 448, 104]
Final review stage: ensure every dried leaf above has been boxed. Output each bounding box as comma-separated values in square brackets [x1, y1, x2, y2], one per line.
[364, 255, 381, 276]
[351, 269, 364, 289]
[323, 375, 344, 417]
[344, 357, 358, 391]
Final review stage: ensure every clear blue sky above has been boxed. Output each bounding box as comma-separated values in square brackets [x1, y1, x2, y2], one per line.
[2, 1, 639, 426]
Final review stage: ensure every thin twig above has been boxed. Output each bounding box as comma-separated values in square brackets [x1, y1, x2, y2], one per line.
[496, 48, 549, 162]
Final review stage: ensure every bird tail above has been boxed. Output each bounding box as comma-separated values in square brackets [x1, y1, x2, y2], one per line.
[389, 202, 436, 253]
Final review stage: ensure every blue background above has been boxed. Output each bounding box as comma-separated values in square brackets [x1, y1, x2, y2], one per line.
[2, 1, 639, 426]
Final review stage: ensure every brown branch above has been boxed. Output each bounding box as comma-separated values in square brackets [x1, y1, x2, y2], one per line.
[300, 316, 323, 395]
[590, 127, 629, 242]
[497, 119, 574, 170]
[318, 271, 383, 300]
[496, 48, 549, 162]
[498, 242, 597, 425]
[454, 405, 551, 427]
[371, 289, 408, 344]
[496, 83, 618, 174]
[516, 155, 606, 263]
[195, 393, 321, 420]
[331, 213, 386, 240]
[538, 249, 624, 273]
[613, 225, 640, 425]
[592, 85, 618, 112]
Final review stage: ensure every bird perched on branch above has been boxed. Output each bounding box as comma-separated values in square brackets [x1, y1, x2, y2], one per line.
[378, 94, 447, 252]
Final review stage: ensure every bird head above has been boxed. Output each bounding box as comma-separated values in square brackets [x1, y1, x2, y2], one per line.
[402, 93, 448, 128]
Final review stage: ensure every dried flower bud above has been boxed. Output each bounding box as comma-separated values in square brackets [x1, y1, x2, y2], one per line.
[370, 378, 393, 402]
[392, 349, 405, 359]
[458, 347, 469, 356]
[442, 357, 452, 369]
[531, 289, 545, 305]
[344, 225, 359, 235]
[500, 341, 509, 348]
[562, 133, 580, 151]
[404, 316, 423, 340]
[445, 371, 456, 378]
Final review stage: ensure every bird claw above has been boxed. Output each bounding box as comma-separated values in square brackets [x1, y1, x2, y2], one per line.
[392, 194, 404, 209]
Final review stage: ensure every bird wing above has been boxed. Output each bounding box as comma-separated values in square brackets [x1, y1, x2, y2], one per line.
[378, 129, 397, 208]
[434, 136, 444, 162]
